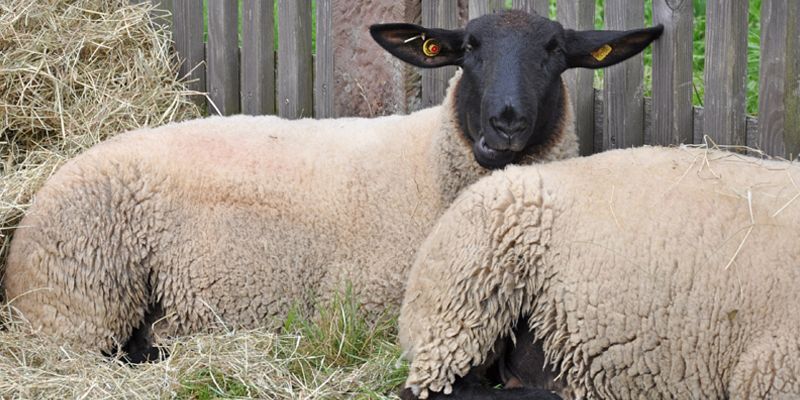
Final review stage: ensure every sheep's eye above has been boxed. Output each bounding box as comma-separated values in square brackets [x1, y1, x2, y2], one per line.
[545, 38, 559, 53]
[464, 36, 479, 53]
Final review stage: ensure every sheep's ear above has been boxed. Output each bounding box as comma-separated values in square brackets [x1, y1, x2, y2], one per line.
[564, 25, 664, 69]
[370, 23, 465, 68]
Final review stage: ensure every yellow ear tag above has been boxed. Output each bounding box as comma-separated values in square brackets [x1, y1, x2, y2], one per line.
[422, 39, 441, 57]
[591, 44, 613, 61]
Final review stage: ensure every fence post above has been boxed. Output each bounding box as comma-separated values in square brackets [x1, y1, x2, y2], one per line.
[703, 0, 748, 146]
[558, 0, 596, 155]
[421, 0, 459, 107]
[757, 0, 800, 158]
[315, 0, 334, 118]
[651, 0, 693, 146]
[603, 0, 645, 150]
[512, 0, 548, 16]
[207, 1, 240, 115]
[242, 0, 275, 116]
[469, 0, 502, 19]
[277, 0, 313, 119]
[172, 0, 205, 96]
[131, 0, 174, 28]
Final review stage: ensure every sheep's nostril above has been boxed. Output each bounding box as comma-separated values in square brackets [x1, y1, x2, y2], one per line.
[490, 113, 529, 140]
[490, 117, 511, 140]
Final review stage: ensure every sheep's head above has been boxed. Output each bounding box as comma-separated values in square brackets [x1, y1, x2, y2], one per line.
[370, 10, 663, 169]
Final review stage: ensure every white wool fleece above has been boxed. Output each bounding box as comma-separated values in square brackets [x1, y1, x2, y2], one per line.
[4, 71, 578, 353]
[400, 146, 800, 399]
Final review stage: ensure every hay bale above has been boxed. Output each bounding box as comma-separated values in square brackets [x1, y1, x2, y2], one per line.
[0, 0, 201, 279]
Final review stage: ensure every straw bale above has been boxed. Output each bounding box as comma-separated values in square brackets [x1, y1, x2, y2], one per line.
[0, 0, 201, 288]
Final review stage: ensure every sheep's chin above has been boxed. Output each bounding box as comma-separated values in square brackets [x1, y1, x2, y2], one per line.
[473, 137, 516, 169]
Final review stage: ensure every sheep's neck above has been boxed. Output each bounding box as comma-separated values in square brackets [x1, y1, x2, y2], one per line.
[432, 74, 577, 206]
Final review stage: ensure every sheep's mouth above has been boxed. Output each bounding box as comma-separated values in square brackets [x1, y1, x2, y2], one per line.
[473, 137, 516, 169]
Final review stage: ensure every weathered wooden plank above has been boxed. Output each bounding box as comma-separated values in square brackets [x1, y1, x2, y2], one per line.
[693, 105, 704, 144]
[558, 0, 596, 155]
[278, 0, 313, 118]
[207, 1, 239, 115]
[643, 97, 653, 145]
[511, 0, 548, 17]
[651, 0, 693, 146]
[314, 0, 334, 118]
[421, 0, 459, 107]
[242, 0, 275, 115]
[593, 89, 604, 153]
[469, 0, 502, 19]
[746, 117, 759, 155]
[757, 0, 800, 158]
[603, 0, 645, 150]
[172, 0, 205, 94]
[135, 0, 174, 29]
[595, 94, 763, 151]
[703, 0, 748, 146]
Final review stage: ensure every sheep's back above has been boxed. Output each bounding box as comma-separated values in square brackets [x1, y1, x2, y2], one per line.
[537, 146, 800, 398]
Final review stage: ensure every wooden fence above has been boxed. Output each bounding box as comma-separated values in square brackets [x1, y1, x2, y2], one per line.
[137, 0, 800, 160]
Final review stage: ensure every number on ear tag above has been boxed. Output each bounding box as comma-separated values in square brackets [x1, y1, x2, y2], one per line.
[591, 44, 613, 61]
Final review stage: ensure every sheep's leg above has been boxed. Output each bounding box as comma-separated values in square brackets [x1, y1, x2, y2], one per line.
[728, 329, 800, 399]
[4, 162, 160, 354]
[502, 319, 570, 398]
[117, 302, 168, 363]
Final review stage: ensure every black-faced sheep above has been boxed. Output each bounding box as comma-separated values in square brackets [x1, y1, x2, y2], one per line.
[4, 10, 662, 359]
[399, 146, 800, 399]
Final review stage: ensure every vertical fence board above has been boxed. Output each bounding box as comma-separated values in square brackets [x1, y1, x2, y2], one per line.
[651, 0, 693, 146]
[512, 0, 548, 16]
[421, 0, 459, 107]
[758, 0, 800, 158]
[242, 0, 275, 115]
[315, 0, 334, 118]
[603, 0, 645, 150]
[152, 0, 173, 28]
[207, 1, 239, 115]
[131, 0, 173, 28]
[703, 0, 748, 146]
[469, 0, 502, 18]
[172, 0, 205, 94]
[558, 0, 596, 155]
[277, 1, 313, 118]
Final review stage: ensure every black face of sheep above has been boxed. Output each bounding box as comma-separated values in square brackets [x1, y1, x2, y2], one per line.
[370, 10, 663, 169]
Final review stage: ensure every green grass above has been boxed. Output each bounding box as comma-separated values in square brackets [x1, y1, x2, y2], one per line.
[172, 288, 405, 399]
[279, 287, 407, 395]
[177, 368, 252, 399]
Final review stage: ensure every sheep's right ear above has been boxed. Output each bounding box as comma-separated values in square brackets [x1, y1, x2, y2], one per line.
[370, 23, 465, 68]
[564, 25, 664, 69]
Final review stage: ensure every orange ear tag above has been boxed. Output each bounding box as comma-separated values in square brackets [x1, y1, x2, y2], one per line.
[591, 44, 613, 61]
[422, 39, 441, 57]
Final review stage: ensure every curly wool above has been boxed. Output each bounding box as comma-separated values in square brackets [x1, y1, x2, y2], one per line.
[400, 146, 800, 399]
[4, 71, 578, 353]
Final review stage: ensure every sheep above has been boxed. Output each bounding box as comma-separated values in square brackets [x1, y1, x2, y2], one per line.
[398, 146, 800, 399]
[3, 10, 662, 360]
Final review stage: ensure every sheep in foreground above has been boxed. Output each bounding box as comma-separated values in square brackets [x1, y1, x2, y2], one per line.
[399, 146, 800, 399]
[4, 10, 662, 360]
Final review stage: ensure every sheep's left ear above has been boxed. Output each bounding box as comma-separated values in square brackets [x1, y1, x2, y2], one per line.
[564, 25, 664, 69]
[370, 23, 465, 68]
